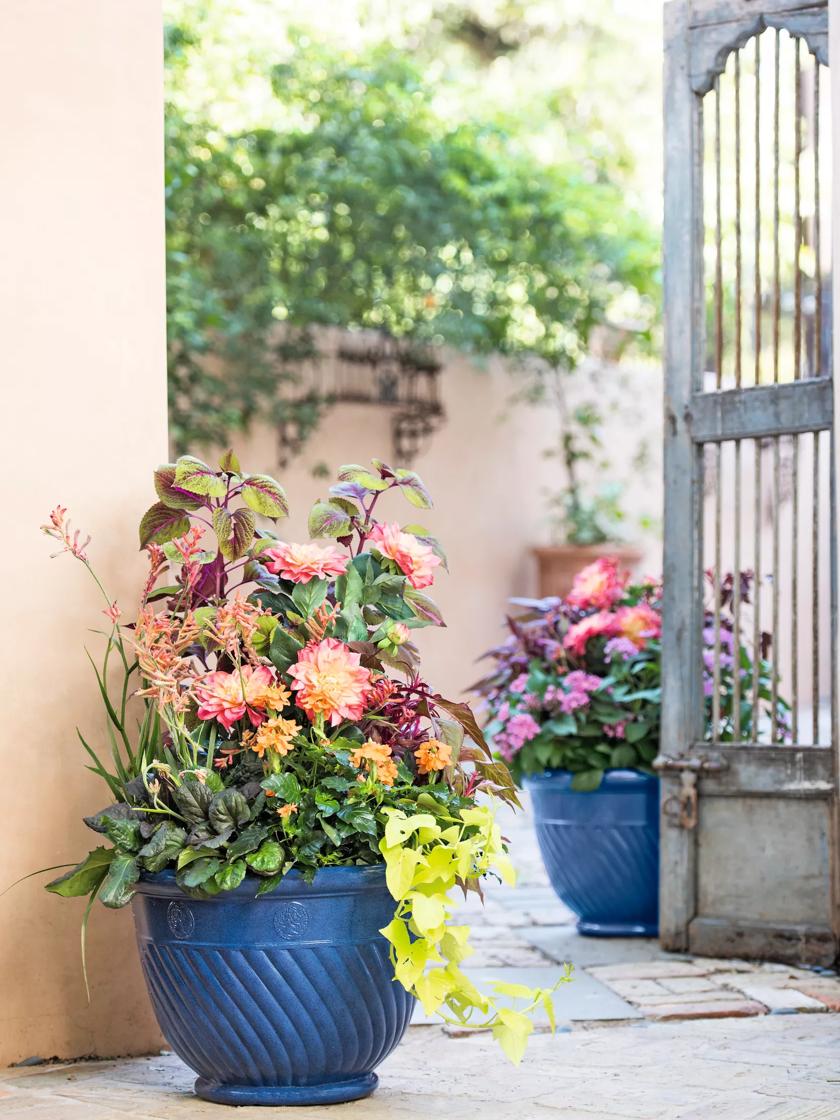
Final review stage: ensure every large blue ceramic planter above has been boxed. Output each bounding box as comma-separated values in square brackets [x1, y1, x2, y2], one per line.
[131, 864, 413, 1106]
[524, 768, 660, 937]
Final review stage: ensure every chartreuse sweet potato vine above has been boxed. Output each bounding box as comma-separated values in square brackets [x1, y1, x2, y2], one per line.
[31, 453, 568, 1062]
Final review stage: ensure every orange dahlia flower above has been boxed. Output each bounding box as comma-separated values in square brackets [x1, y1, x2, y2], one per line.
[287, 638, 372, 726]
[566, 557, 627, 611]
[194, 665, 288, 731]
[263, 541, 348, 584]
[614, 602, 661, 649]
[562, 610, 618, 659]
[415, 738, 452, 774]
[367, 522, 441, 590]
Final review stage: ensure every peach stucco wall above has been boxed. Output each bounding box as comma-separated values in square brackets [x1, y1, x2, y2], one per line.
[0, 1, 167, 1063]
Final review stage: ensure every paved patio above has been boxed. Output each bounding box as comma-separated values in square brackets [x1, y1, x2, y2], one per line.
[4, 793, 840, 1118]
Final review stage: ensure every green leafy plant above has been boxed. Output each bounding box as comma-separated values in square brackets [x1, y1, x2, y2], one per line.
[37, 453, 566, 1061]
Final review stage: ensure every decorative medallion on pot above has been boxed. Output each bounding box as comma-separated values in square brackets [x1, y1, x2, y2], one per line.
[35, 454, 566, 1106]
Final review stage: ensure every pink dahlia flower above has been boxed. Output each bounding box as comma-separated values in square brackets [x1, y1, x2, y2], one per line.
[194, 665, 287, 731]
[367, 522, 441, 590]
[288, 637, 373, 726]
[563, 610, 618, 658]
[263, 541, 349, 584]
[566, 557, 627, 611]
[614, 602, 661, 650]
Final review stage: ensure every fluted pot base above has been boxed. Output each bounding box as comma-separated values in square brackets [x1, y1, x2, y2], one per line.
[195, 1073, 378, 1106]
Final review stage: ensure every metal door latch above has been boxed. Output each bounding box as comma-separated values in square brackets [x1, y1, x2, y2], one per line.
[654, 754, 727, 831]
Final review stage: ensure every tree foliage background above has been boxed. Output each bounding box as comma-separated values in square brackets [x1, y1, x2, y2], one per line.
[165, 0, 662, 459]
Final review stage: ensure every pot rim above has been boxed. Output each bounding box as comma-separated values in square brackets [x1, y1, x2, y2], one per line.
[134, 861, 388, 902]
[522, 767, 658, 790]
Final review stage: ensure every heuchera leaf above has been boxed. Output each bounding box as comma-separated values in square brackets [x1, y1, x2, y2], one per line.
[154, 465, 205, 511]
[138, 502, 191, 549]
[308, 500, 352, 538]
[240, 474, 289, 518]
[174, 455, 227, 498]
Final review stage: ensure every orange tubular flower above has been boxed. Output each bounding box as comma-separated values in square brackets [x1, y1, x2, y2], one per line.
[367, 522, 441, 590]
[287, 638, 372, 726]
[415, 738, 452, 775]
[350, 741, 398, 786]
[277, 803, 298, 819]
[263, 541, 349, 584]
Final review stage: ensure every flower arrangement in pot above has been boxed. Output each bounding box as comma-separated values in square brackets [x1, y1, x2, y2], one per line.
[39, 454, 558, 1106]
[474, 558, 787, 938]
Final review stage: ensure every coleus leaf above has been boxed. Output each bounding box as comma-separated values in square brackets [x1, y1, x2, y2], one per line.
[219, 449, 241, 474]
[213, 507, 256, 562]
[174, 456, 227, 498]
[241, 474, 289, 518]
[154, 465, 205, 511]
[394, 469, 433, 509]
[403, 587, 445, 627]
[138, 502, 191, 549]
[337, 464, 389, 491]
[308, 500, 352, 539]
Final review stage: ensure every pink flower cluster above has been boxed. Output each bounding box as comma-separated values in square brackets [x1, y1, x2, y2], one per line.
[494, 710, 541, 761]
[555, 670, 602, 714]
[564, 602, 661, 659]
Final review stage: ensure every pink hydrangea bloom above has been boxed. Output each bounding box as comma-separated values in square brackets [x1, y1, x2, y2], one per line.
[566, 557, 627, 611]
[510, 673, 529, 694]
[563, 671, 601, 693]
[367, 522, 441, 590]
[559, 690, 590, 714]
[263, 541, 348, 584]
[506, 712, 540, 746]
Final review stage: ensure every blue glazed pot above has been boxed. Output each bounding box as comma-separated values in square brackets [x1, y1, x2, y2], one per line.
[131, 864, 414, 1106]
[523, 768, 660, 937]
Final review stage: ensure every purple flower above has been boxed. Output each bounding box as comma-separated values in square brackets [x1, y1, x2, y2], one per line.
[703, 626, 734, 651]
[563, 670, 601, 693]
[604, 637, 639, 663]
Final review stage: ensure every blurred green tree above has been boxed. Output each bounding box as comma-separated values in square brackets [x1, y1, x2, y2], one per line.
[165, 20, 659, 464]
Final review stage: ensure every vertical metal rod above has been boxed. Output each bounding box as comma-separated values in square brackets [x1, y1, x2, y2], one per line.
[813, 431, 821, 743]
[734, 53, 742, 389]
[715, 76, 723, 389]
[751, 37, 762, 740]
[713, 442, 723, 740]
[734, 439, 742, 740]
[814, 62, 822, 377]
[790, 40, 802, 743]
[771, 434, 781, 740]
[773, 30, 781, 385]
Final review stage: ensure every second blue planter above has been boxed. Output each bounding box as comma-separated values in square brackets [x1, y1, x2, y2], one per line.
[524, 768, 660, 936]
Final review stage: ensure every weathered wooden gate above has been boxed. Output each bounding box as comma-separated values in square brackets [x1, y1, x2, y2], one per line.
[660, 0, 836, 965]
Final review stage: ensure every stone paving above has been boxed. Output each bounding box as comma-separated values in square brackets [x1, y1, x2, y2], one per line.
[3, 792, 840, 1118]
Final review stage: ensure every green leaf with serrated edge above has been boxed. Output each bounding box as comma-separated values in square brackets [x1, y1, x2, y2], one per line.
[173, 779, 213, 824]
[241, 474, 289, 518]
[99, 853, 140, 909]
[154, 465, 204, 511]
[100, 815, 142, 853]
[208, 789, 250, 834]
[337, 464, 389, 490]
[215, 860, 246, 891]
[262, 773, 301, 803]
[138, 502, 191, 549]
[174, 455, 227, 498]
[246, 841, 283, 875]
[309, 500, 352, 538]
[334, 562, 364, 610]
[394, 469, 433, 509]
[228, 508, 256, 560]
[46, 847, 115, 897]
[212, 505, 232, 548]
[227, 824, 270, 860]
[269, 626, 304, 674]
[177, 857, 222, 888]
[291, 578, 328, 618]
[219, 449, 241, 473]
[570, 768, 604, 792]
[138, 823, 188, 873]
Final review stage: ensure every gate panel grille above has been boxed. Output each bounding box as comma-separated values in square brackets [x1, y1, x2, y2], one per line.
[661, 0, 836, 964]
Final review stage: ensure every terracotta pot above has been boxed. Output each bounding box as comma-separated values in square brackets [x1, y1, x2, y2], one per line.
[531, 543, 645, 599]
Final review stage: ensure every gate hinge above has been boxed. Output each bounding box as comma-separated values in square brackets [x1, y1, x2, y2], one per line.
[654, 754, 727, 830]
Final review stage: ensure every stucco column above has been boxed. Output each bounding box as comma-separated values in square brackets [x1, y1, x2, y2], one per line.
[0, 1, 166, 1062]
